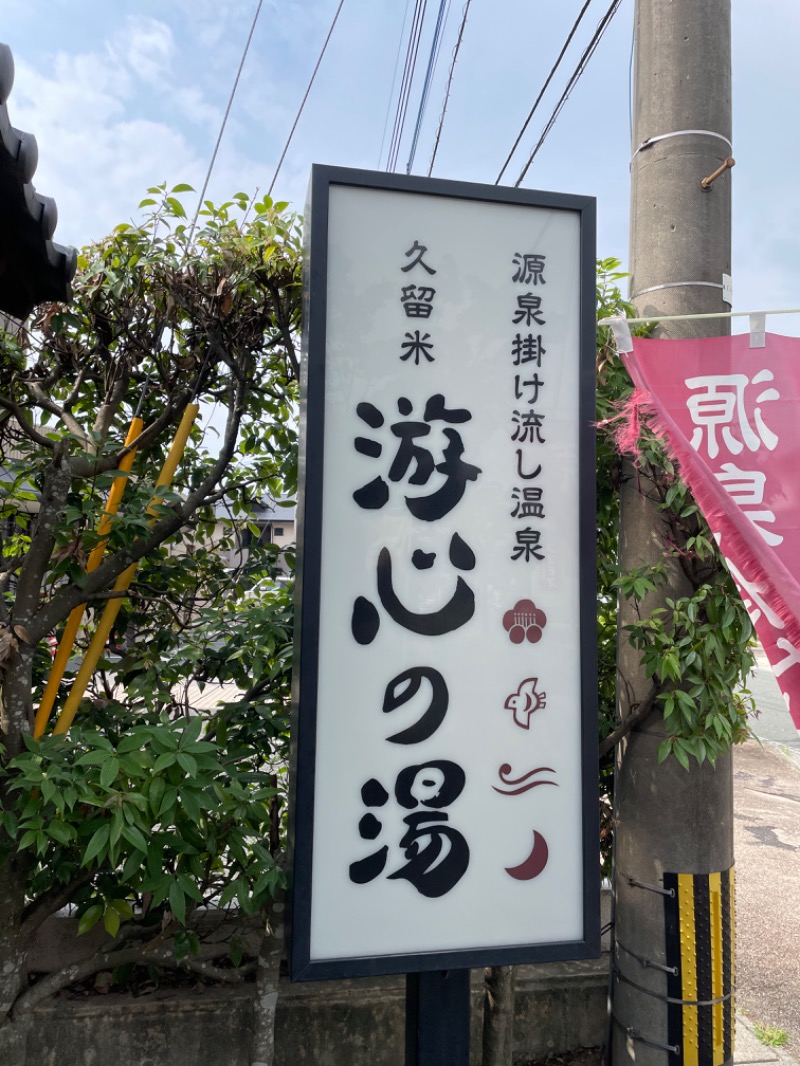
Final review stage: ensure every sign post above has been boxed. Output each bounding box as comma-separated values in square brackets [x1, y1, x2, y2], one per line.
[406, 970, 471, 1066]
[289, 166, 599, 1059]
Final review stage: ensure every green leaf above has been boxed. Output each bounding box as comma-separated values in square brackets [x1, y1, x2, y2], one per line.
[177, 871, 203, 901]
[110, 809, 124, 847]
[47, 819, 73, 845]
[168, 880, 186, 926]
[121, 824, 149, 853]
[104, 905, 121, 937]
[148, 776, 166, 815]
[229, 939, 244, 967]
[159, 787, 178, 820]
[179, 787, 202, 824]
[110, 899, 134, 920]
[177, 752, 197, 776]
[100, 757, 119, 790]
[77, 750, 113, 767]
[657, 739, 672, 764]
[120, 851, 142, 883]
[78, 904, 104, 935]
[673, 743, 691, 772]
[180, 716, 204, 746]
[83, 824, 110, 866]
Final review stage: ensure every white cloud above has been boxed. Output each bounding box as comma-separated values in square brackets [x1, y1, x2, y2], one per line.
[9, 49, 203, 246]
[120, 17, 175, 88]
[14, 51, 130, 126]
[173, 86, 221, 131]
[174, 0, 259, 52]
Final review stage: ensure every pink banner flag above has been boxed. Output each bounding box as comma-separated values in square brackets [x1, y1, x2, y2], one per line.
[622, 333, 800, 733]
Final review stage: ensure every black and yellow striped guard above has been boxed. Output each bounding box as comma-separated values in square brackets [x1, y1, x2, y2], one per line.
[663, 868, 735, 1066]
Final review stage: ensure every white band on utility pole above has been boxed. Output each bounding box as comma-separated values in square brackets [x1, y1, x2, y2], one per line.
[605, 317, 634, 353]
[631, 280, 723, 300]
[631, 129, 733, 163]
[749, 312, 766, 348]
[598, 307, 800, 328]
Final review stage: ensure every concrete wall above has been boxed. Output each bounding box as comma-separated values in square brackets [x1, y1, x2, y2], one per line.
[24, 897, 612, 1064]
[25, 958, 608, 1066]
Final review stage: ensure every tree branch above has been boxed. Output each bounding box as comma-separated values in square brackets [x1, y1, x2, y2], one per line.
[62, 366, 89, 415]
[598, 684, 661, 759]
[31, 376, 246, 641]
[20, 869, 95, 941]
[0, 396, 55, 450]
[264, 279, 299, 380]
[12, 443, 72, 630]
[92, 369, 131, 446]
[12, 938, 256, 1018]
[26, 381, 88, 444]
[67, 392, 192, 479]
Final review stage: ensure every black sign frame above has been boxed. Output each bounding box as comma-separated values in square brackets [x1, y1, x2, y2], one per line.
[288, 165, 599, 982]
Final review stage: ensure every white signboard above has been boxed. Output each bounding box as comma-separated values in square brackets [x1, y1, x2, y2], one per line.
[290, 167, 598, 980]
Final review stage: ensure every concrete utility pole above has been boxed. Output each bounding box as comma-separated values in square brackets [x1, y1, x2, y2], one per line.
[613, 2, 734, 1065]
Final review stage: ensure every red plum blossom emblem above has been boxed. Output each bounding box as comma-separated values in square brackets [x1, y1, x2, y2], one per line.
[502, 599, 547, 644]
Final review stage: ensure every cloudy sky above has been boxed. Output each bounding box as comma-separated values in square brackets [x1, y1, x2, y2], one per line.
[1, 0, 796, 328]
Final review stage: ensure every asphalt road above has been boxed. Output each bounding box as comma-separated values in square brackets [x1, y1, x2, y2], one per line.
[734, 658, 800, 1052]
[746, 658, 800, 752]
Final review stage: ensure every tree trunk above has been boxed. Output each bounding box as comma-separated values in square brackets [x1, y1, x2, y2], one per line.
[482, 965, 516, 1066]
[1, 648, 35, 758]
[249, 893, 285, 1066]
[0, 861, 32, 1066]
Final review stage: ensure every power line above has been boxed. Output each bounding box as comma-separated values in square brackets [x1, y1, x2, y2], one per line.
[268, 0, 347, 197]
[513, 0, 623, 187]
[427, 0, 472, 177]
[188, 0, 264, 244]
[405, 0, 451, 174]
[495, 0, 594, 186]
[378, 0, 414, 168]
[628, 14, 635, 139]
[386, 0, 428, 172]
[386, 0, 427, 171]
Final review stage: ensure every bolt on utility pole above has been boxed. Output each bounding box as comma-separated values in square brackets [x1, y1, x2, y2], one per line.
[613, 2, 734, 1065]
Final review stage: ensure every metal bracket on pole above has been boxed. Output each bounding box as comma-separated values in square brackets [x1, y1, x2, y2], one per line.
[616, 938, 678, 976]
[701, 156, 735, 189]
[611, 1014, 680, 1056]
[622, 872, 675, 898]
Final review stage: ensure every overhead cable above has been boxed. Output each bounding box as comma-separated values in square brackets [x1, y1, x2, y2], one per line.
[405, 0, 451, 174]
[386, 0, 426, 170]
[427, 0, 472, 177]
[495, 0, 594, 185]
[268, 0, 347, 196]
[513, 0, 623, 187]
[187, 0, 264, 244]
[378, 0, 414, 167]
[386, 0, 428, 172]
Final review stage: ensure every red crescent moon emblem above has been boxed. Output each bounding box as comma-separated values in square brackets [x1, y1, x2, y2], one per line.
[505, 830, 549, 880]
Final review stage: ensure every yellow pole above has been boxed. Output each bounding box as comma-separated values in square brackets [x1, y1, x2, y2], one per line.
[34, 418, 144, 738]
[53, 404, 199, 737]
